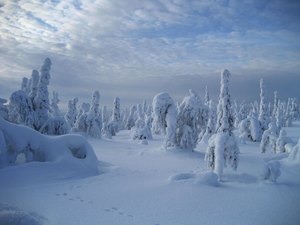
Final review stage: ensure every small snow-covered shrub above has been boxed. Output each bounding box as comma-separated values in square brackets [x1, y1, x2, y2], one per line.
[260, 121, 278, 153]
[275, 129, 293, 153]
[261, 161, 281, 182]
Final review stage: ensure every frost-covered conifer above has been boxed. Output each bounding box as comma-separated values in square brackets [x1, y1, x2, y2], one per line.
[152, 92, 177, 149]
[107, 97, 121, 136]
[204, 86, 210, 106]
[86, 91, 102, 138]
[177, 90, 206, 150]
[8, 90, 33, 124]
[249, 109, 262, 142]
[205, 69, 239, 179]
[275, 129, 292, 153]
[0, 98, 8, 120]
[260, 121, 278, 153]
[65, 97, 78, 129]
[272, 91, 278, 117]
[21, 77, 30, 94]
[258, 79, 269, 133]
[33, 58, 51, 130]
[50, 91, 61, 117]
[102, 106, 110, 125]
[199, 100, 216, 144]
[238, 116, 251, 144]
[275, 102, 284, 131]
[126, 105, 137, 130]
[75, 102, 90, 133]
[29, 70, 39, 102]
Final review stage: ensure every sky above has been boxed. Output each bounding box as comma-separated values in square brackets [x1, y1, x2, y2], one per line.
[0, 0, 300, 109]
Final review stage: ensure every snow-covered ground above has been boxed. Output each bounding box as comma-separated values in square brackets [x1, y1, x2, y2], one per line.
[1, 123, 300, 225]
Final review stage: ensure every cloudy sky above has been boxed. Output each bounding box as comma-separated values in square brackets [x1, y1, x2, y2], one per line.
[0, 0, 299, 108]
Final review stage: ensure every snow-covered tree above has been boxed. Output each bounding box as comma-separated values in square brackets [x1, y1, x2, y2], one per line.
[21, 77, 30, 94]
[8, 90, 33, 124]
[275, 129, 292, 153]
[126, 105, 137, 130]
[102, 106, 110, 125]
[0, 98, 8, 120]
[50, 91, 61, 117]
[177, 90, 206, 150]
[249, 109, 262, 142]
[86, 91, 102, 138]
[205, 69, 239, 179]
[75, 102, 90, 133]
[275, 101, 284, 131]
[272, 91, 278, 117]
[238, 116, 251, 143]
[33, 58, 52, 131]
[107, 97, 121, 136]
[204, 85, 210, 106]
[258, 79, 269, 133]
[65, 97, 78, 129]
[29, 70, 39, 102]
[152, 92, 177, 149]
[260, 121, 278, 153]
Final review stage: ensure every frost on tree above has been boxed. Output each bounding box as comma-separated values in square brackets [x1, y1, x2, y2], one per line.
[65, 97, 79, 129]
[8, 90, 33, 124]
[152, 92, 177, 149]
[258, 79, 269, 135]
[0, 98, 8, 120]
[126, 105, 137, 130]
[238, 116, 251, 143]
[199, 100, 216, 144]
[260, 121, 278, 153]
[75, 102, 90, 133]
[29, 70, 40, 102]
[33, 58, 52, 131]
[41, 91, 69, 135]
[205, 69, 239, 179]
[275, 129, 292, 153]
[177, 89, 207, 150]
[131, 103, 152, 142]
[107, 97, 121, 136]
[86, 91, 102, 138]
[249, 109, 262, 142]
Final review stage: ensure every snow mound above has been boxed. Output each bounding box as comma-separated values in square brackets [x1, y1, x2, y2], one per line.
[194, 172, 220, 187]
[0, 203, 49, 225]
[261, 160, 281, 183]
[0, 115, 99, 175]
[168, 172, 196, 181]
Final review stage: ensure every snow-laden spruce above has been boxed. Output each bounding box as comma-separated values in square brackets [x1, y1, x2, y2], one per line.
[258, 78, 269, 134]
[260, 121, 278, 153]
[86, 91, 102, 138]
[75, 102, 90, 133]
[205, 69, 239, 179]
[65, 97, 79, 129]
[107, 97, 121, 136]
[177, 89, 207, 150]
[152, 92, 177, 149]
[0, 115, 98, 174]
[199, 100, 216, 144]
[275, 129, 292, 153]
[33, 58, 52, 131]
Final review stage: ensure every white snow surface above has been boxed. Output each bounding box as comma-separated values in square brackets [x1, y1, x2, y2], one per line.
[1, 122, 300, 225]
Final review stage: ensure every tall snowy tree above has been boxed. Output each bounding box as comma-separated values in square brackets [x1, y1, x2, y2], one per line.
[176, 89, 206, 150]
[86, 91, 102, 138]
[33, 58, 52, 131]
[205, 69, 239, 179]
[65, 97, 79, 129]
[107, 97, 121, 136]
[204, 85, 210, 106]
[126, 105, 137, 130]
[152, 92, 177, 149]
[29, 70, 39, 102]
[258, 78, 269, 133]
[199, 100, 216, 144]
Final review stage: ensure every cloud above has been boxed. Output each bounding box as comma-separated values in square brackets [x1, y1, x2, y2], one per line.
[0, 0, 299, 108]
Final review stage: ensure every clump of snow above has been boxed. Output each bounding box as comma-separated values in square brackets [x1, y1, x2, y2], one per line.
[0, 203, 49, 225]
[261, 161, 281, 182]
[194, 171, 220, 187]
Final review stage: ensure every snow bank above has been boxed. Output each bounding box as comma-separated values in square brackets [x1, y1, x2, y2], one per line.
[0, 203, 49, 225]
[0, 115, 99, 174]
[194, 172, 220, 187]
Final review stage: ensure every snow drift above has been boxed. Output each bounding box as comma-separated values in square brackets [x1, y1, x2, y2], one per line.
[0, 115, 99, 175]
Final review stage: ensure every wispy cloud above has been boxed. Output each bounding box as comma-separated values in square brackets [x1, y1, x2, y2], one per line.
[0, 0, 299, 106]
